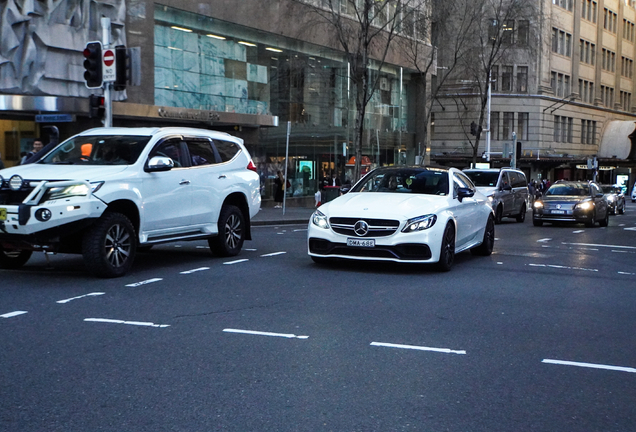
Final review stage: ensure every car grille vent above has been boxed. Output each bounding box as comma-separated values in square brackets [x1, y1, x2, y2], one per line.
[329, 217, 400, 237]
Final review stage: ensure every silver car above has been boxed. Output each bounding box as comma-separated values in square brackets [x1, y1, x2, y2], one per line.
[463, 168, 529, 224]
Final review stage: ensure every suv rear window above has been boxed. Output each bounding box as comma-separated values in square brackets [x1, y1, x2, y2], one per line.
[214, 140, 240, 162]
[464, 171, 499, 187]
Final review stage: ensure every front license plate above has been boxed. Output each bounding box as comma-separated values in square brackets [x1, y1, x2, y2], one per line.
[347, 238, 375, 247]
[0, 208, 5, 221]
[551, 210, 565, 214]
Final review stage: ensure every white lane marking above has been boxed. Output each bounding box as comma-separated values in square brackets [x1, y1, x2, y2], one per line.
[563, 242, 636, 250]
[618, 271, 636, 275]
[223, 328, 309, 339]
[174, 245, 182, 248]
[57, 292, 105, 304]
[260, 251, 286, 257]
[579, 248, 599, 251]
[612, 250, 635, 253]
[537, 238, 552, 243]
[180, 267, 210, 274]
[572, 230, 585, 234]
[542, 359, 636, 373]
[244, 248, 257, 251]
[223, 259, 249, 265]
[1, 311, 28, 318]
[625, 227, 636, 231]
[125, 278, 163, 287]
[84, 318, 170, 328]
[293, 229, 307, 232]
[619, 224, 626, 227]
[370, 341, 466, 355]
[528, 264, 598, 272]
[497, 262, 503, 265]
[276, 232, 285, 235]
[196, 246, 207, 249]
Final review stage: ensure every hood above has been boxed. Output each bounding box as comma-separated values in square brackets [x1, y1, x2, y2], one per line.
[476, 186, 497, 196]
[0, 164, 130, 182]
[319, 192, 447, 219]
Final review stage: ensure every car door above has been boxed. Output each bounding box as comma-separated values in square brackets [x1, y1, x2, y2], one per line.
[591, 183, 608, 219]
[140, 138, 193, 233]
[499, 171, 515, 215]
[450, 171, 478, 247]
[183, 137, 225, 228]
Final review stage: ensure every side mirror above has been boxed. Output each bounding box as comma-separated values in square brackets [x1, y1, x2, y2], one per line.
[145, 156, 174, 172]
[502, 184, 512, 191]
[457, 187, 475, 202]
[340, 186, 350, 194]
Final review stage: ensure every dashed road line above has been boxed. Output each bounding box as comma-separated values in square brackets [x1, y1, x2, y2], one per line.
[223, 328, 309, 339]
[180, 267, 210, 274]
[57, 292, 105, 304]
[563, 242, 636, 250]
[85, 318, 170, 328]
[1, 311, 28, 319]
[260, 251, 286, 257]
[537, 238, 552, 243]
[126, 278, 163, 287]
[542, 359, 636, 373]
[371, 341, 466, 355]
[528, 263, 597, 272]
[223, 259, 249, 265]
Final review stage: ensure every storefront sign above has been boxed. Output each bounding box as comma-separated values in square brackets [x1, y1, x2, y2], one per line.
[576, 165, 616, 170]
[158, 108, 220, 122]
[35, 114, 75, 122]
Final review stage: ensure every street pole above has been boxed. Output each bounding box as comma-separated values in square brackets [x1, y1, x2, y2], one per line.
[101, 17, 112, 127]
[283, 121, 290, 215]
[485, 69, 492, 163]
[511, 131, 517, 169]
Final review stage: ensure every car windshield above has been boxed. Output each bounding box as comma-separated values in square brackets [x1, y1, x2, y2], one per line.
[351, 168, 449, 195]
[38, 135, 151, 165]
[545, 184, 590, 196]
[601, 186, 620, 194]
[464, 171, 499, 187]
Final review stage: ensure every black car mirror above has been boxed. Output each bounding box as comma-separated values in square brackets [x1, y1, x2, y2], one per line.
[503, 184, 512, 191]
[457, 187, 474, 202]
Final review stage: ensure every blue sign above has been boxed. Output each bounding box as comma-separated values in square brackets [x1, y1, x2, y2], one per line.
[35, 114, 75, 123]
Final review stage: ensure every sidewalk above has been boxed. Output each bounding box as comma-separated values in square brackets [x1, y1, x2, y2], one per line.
[251, 205, 316, 226]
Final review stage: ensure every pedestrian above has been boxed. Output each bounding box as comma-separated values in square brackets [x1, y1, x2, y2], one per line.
[20, 138, 44, 165]
[273, 170, 285, 208]
[528, 180, 535, 204]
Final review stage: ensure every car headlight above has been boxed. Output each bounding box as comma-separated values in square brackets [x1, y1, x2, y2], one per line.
[402, 214, 437, 233]
[575, 201, 593, 210]
[41, 181, 103, 202]
[311, 210, 329, 229]
[607, 195, 616, 201]
[533, 201, 543, 209]
[9, 175, 24, 191]
[487, 195, 494, 203]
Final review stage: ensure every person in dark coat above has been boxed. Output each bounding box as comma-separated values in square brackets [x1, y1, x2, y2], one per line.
[274, 170, 285, 208]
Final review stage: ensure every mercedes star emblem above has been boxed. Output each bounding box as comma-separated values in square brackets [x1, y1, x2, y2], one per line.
[353, 220, 369, 236]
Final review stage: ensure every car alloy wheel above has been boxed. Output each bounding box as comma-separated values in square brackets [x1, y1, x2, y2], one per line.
[436, 223, 455, 272]
[209, 204, 245, 257]
[82, 212, 137, 278]
[471, 216, 495, 256]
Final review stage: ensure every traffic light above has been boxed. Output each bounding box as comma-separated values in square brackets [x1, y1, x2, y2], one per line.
[83, 41, 103, 88]
[89, 94, 105, 120]
[114, 45, 129, 91]
[470, 121, 478, 136]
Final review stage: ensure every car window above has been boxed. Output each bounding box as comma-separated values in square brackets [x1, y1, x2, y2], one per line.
[508, 171, 527, 188]
[546, 184, 589, 196]
[213, 139, 240, 163]
[454, 172, 475, 190]
[40, 135, 149, 165]
[464, 171, 499, 187]
[352, 168, 449, 195]
[149, 139, 185, 167]
[185, 138, 216, 167]
[500, 172, 510, 188]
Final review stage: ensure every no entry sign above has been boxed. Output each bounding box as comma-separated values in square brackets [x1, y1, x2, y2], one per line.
[102, 49, 116, 82]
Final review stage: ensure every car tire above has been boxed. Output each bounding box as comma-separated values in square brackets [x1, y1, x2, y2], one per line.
[436, 223, 455, 272]
[515, 204, 526, 222]
[584, 211, 596, 228]
[494, 205, 503, 224]
[599, 209, 609, 227]
[209, 205, 245, 257]
[0, 247, 33, 269]
[82, 212, 137, 278]
[471, 216, 495, 256]
[532, 218, 543, 227]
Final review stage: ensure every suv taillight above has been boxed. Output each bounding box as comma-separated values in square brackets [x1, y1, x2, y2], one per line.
[246, 160, 257, 172]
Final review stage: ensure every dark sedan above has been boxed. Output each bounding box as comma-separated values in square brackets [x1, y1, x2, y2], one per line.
[532, 181, 609, 227]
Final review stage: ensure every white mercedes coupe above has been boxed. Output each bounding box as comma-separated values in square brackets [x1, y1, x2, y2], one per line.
[307, 166, 495, 271]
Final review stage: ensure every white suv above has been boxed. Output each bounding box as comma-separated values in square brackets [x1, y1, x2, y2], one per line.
[463, 168, 529, 224]
[0, 127, 261, 277]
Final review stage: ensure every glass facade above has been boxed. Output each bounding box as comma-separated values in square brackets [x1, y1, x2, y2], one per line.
[155, 5, 415, 201]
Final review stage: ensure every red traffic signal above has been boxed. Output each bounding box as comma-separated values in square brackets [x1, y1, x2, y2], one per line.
[88, 94, 105, 119]
[83, 41, 103, 89]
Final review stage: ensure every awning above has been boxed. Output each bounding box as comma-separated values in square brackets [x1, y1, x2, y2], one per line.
[599, 120, 636, 159]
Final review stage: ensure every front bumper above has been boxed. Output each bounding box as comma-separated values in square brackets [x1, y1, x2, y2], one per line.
[532, 207, 593, 223]
[0, 180, 105, 241]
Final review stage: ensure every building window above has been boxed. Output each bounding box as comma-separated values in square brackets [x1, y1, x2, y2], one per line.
[581, 0, 598, 23]
[491, 65, 499, 91]
[502, 112, 514, 140]
[620, 91, 632, 111]
[490, 111, 500, 140]
[578, 79, 594, 103]
[518, 20, 529, 45]
[621, 57, 633, 78]
[604, 8, 618, 33]
[552, 28, 572, 57]
[554, 116, 573, 142]
[600, 85, 614, 107]
[516, 66, 528, 92]
[580, 39, 595, 65]
[623, 19, 636, 42]
[517, 112, 529, 140]
[581, 119, 597, 144]
[502, 66, 513, 91]
[602, 49, 616, 72]
[553, 0, 574, 11]
[551, 71, 571, 97]
[502, 20, 515, 44]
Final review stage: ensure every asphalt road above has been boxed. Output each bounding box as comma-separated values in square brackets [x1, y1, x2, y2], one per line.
[1, 206, 636, 431]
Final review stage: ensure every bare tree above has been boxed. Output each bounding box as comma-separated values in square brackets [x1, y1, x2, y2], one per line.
[291, 0, 429, 182]
[438, 0, 541, 166]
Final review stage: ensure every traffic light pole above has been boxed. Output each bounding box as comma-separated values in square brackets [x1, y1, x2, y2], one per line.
[101, 17, 113, 127]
